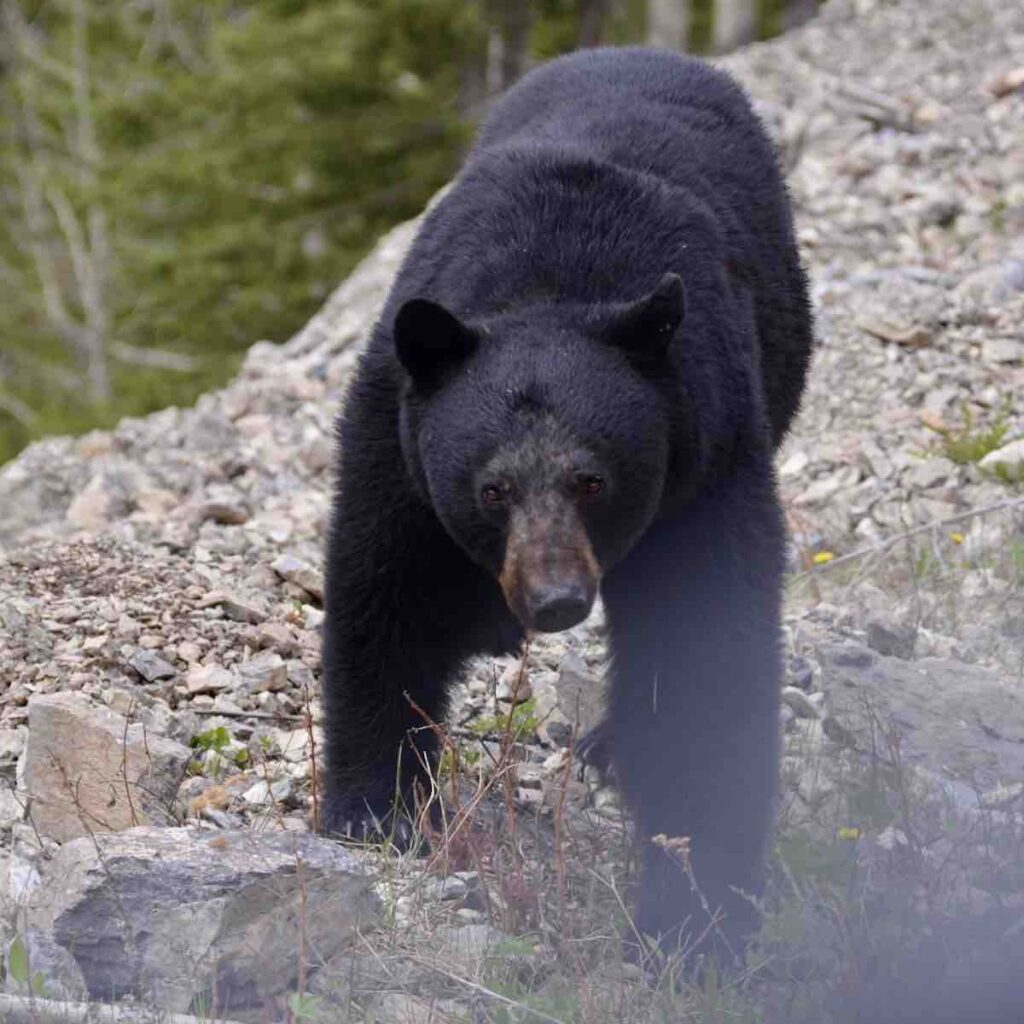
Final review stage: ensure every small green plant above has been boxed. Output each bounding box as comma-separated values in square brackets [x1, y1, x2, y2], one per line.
[288, 991, 322, 1020]
[190, 726, 249, 775]
[7, 936, 48, 997]
[470, 698, 541, 740]
[191, 726, 231, 753]
[989, 197, 1007, 234]
[991, 460, 1024, 486]
[924, 403, 1008, 465]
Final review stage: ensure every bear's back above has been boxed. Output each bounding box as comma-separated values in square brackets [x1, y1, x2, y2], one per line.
[473, 48, 772, 202]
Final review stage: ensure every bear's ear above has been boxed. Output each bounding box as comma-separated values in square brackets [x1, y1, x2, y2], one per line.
[608, 273, 685, 356]
[394, 298, 479, 385]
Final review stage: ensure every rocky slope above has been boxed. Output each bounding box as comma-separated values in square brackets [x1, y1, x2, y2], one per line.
[0, 0, 1022, 1019]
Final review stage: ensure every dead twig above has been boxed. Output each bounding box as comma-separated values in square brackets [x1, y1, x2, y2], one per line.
[789, 497, 1024, 585]
[404, 955, 566, 1024]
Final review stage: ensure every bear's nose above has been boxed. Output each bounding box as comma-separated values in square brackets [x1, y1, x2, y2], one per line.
[528, 585, 592, 633]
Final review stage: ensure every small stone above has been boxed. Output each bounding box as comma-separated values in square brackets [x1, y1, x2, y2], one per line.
[0, 786, 25, 828]
[186, 664, 234, 696]
[542, 749, 571, 775]
[197, 590, 267, 625]
[66, 484, 112, 531]
[515, 787, 544, 810]
[822, 716, 858, 748]
[826, 643, 875, 668]
[979, 438, 1024, 479]
[865, 616, 916, 659]
[496, 662, 532, 703]
[242, 778, 294, 806]
[197, 501, 249, 526]
[256, 622, 299, 655]
[270, 555, 324, 602]
[423, 876, 469, 902]
[781, 686, 821, 719]
[273, 727, 315, 763]
[514, 762, 545, 789]
[787, 656, 815, 691]
[988, 66, 1024, 98]
[127, 648, 177, 683]
[239, 653, 288, 693]
[901, 458, 955, 491]
[0, 727, 28, 762]
[980, 338, 1023, 365]
[876, 826, 910, 851]
[858, 318, 932, 349]
[978, 782, 1024, 811]
[779, 449, 810, 480]
[440, 924, 510, 969]
[178, 641, 203, 663]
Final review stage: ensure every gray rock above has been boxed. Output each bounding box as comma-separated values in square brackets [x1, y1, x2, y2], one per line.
[955, 259, 1024, 304]
[184, 663, 234, 696]
[817, 645, 1024, 790]
[980, 337, 1024, 364]
[495, 661, 532, 703]
[21, 827, 378, 1014]
[0, 726, 27, 763]
[0, 784, 25, 828]
[901, 458, 956, 491]
[241, 777, 294, 807]
[978, 437, 1024, 478]
[127, 648, 177, 682]
[238, 652, 288, 693]
[270, 554, 324, 602]
[864, 615, 917, 659]
[196, 590, 268, 625]
[553, 653, 605, 738]
[436, 924, 510, 973]
[781, 686, 822, 719]
[196, 499, 249, 526]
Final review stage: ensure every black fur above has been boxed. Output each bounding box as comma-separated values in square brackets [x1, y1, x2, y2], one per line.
[321, 47, 812, 956]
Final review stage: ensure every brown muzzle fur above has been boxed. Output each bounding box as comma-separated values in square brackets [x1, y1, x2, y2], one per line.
[499, 494, 600, 633]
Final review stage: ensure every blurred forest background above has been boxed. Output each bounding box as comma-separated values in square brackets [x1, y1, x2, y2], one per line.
[0, 0, 820, 464]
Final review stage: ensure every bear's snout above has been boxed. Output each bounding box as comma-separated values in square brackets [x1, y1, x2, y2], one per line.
[526, 582, 593, 633]
[499, 498, 599, 633]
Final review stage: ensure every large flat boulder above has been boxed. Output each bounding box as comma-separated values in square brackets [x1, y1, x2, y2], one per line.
[817, 644, 1024, 797]
[21, 827, 378, 1016]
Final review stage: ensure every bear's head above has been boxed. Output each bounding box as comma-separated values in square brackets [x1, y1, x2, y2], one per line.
[395, 274, 689, 633]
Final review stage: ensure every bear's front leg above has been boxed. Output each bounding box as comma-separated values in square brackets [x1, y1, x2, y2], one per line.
[320, 488, 515, 848]
[603, 467, 785, 962]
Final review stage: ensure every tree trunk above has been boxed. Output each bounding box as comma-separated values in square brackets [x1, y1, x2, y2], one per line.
[578, 0, 610, 47]
[712, 0, 757, 52]
[486, 0, 532, 96]
[646, 0, 689, 51]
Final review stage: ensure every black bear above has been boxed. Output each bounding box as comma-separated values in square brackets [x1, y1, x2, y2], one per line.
[321, 46, 812, 958]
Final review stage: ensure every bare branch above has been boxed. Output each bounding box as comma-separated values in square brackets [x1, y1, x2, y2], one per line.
[0, 0, 77, 87]
[109, 341, 197, 372]
[0, 388, 39, 427]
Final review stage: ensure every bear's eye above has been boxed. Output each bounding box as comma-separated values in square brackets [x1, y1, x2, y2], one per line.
[575, 473, 605, 497]
[481, 483, 507, 506]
